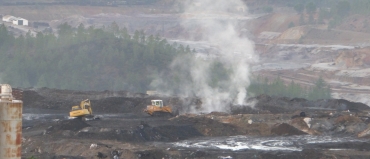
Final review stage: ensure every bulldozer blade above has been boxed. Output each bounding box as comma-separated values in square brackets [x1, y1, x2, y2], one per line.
[151, 111, 174, 117]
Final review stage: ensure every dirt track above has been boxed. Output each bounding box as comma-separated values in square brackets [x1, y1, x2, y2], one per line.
[20, 88, 370, 159]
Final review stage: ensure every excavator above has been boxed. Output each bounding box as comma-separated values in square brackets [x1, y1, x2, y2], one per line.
[143, 99, 176, 116]
[69, 99, 94, 120]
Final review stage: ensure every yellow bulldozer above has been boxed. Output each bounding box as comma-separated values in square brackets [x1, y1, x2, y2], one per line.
[69, 99, 94, 120]
[144, 99, 176, 116]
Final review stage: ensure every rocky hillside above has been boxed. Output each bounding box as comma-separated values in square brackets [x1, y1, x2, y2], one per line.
[335, 47, 370, 68]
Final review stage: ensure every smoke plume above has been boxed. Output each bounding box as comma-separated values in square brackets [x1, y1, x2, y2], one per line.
[151, 0, 257, 113]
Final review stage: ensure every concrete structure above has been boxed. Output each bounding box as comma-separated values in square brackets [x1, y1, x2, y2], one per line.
[12, 18, 28, 26]
[236, 6, 246, 12]
[2, 15, 15, 22]
[2, 15, 28, 26]
[0, 84, 22, 159]
[146, 90, 158, 96]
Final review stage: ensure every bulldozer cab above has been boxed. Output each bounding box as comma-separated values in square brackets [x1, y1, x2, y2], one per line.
[144, 99, 173, 116]
[81, 100, 90, 109]
[80, 99, 92, 114]
[151, 100, 163, 107]
[71, 106, 81, 111]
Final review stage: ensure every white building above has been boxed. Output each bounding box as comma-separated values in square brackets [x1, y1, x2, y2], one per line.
[2, 15, 15, 22]
[12, 18, 28, 26]
[2, 15, 28, 26]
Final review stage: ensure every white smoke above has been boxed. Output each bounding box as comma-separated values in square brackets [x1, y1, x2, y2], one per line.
[151, 0, 258, 113]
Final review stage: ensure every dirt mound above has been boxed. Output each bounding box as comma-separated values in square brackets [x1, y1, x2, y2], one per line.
[91, 97, 147, 114]
[271, 123, 307, 136]
[36, 87, 122, 100]
[335, 115, 362, 124]
[278, 26, 308, 40]
[232, 94, 370, 115]
[21, 88, 199, 115]
[358, 126, 370, 138]
[22, 88, 370, 116]
[22, 89, 77, 111]
[136, 124, 202, 141]
[23, 153, 85, 159]
[171, 115, 242, 136]
[312, 99, 370, 112]
[34, 118, 203, 142]
[152, 125, 202, 141]
[22, 90, 45, 105]
[230, 105, 263, 114]
[53, 156, 85, 159]
[253, 95, 301, 113]
[71, 121, 202, 142]
[136, 149, 170, 159]
[51, 119, 91, 132]
[290, 118, 310, 130]
[208, 111, 230, 116]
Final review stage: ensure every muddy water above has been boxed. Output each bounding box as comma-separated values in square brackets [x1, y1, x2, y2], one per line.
[154, 135, 370, 152]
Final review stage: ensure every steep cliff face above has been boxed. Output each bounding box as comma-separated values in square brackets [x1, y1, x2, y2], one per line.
[335, 47, 370, 68]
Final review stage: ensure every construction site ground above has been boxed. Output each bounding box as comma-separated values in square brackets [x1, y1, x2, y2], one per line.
[2, 3, 370, 159]
[21, 88, 370, 159]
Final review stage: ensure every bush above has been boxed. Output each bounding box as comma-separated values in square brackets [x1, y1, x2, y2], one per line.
[263, 6, 273, 13]
[248, 76, 331, 100]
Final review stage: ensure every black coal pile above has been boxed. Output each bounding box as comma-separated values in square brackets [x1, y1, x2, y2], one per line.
[74, 121, 202, 142]
[231, 94, 370, 114]
[171, 115, 244, 136]
[47, 119, 91, 132]
[21, 88, 197, 114]
[271, 123, 307, 136]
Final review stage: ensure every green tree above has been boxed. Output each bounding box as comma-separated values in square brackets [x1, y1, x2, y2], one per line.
[307, 76, 331, 100]
[306, 2, 317, 14]
[336, 1, 351, 17]
[57, 22, 73, 36]
[294, 3, 304, 14]
[0, 22, 188, 92]
[110, 21, 120, 34]
[308, 14, 315, 24]
[208, 61, 230, 89]
[263, 6, 273, 13]
[299, 14, 305, 25]
[247, 75, 331, 100]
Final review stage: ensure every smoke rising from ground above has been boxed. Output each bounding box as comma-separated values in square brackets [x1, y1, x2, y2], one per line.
[151, 0, 257, 113]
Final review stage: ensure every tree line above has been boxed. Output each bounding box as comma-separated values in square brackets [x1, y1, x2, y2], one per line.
[0, 0, 159, 6]
[289, 0, 370, 29]
[248, 76, 331, 100]
[0, 22, 189, 92]
[255, 0, 370, 30]
[0, 21, 333, 100]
